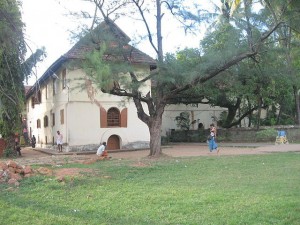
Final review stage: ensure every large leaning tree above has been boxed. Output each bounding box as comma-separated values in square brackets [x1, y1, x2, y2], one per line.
[76, 0, 286, 157]
[0, 0, 45, 152]
[177, 0, 300, 128]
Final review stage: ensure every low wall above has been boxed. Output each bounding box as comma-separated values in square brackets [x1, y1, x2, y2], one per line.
[167, 126, 300, 143]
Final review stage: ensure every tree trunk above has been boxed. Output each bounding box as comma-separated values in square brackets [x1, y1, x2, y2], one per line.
[148, 115, 163, 157]
[256, 96, 262, 129]
[293, 87, 300, 125]
[132, 92, 166, 157]
[224, 107, 238, 128]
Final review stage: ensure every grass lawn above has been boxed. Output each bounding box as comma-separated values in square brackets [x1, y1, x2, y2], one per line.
[0, 152, 299, 225]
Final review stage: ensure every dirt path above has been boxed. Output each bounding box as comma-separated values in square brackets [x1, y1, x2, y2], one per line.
[1, 143, 299, 166]
[1, 143, 299, 180]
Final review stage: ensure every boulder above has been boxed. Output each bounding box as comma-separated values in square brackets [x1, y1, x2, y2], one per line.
[0, 160, 35, 185]
[7, 160, 18, 168]
[0, 161, 8, 170]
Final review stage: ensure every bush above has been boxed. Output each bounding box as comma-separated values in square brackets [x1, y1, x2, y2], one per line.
[255, 128, 277, 141]
[161, 136, 169, 145]
[3, 147, 15, 157]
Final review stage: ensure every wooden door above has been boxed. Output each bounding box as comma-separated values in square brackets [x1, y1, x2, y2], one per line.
[107, 135, 120, 150]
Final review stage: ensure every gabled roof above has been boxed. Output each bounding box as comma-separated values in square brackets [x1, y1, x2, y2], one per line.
[64, 19, 156, 64]
[26, 20, 156, 99]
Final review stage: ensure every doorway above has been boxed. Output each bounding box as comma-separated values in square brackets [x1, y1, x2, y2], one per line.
[107, 135, 120, 150]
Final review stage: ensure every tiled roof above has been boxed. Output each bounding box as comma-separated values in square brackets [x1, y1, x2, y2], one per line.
[64, 43, 156, 65]
[64, 20, 156, 65]
[26, 20, 156, 98]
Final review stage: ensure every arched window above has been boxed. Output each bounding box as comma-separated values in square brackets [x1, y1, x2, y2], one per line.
[100, 107, 127, 128]
[44, 116, 48, 127]
[107, 107, 120, 127]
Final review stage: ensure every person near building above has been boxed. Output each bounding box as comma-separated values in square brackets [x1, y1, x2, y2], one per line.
[23, 127, 29, 145]
[56, 131, 63, 152]
[96, 142, 108, 159]
[31, 135, 36, 148]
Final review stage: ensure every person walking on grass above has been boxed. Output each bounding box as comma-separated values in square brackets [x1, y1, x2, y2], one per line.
[56, 131, 63, 152]
[208, 123, 219, 153]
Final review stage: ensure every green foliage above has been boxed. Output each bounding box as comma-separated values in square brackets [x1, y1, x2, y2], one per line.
[0, 153, 299, 224]
[170, 1, 300, 128]
[0, 1, 45, 153]
[217, 111, 229, 127]
[255, 128, 277, 140]
[260, 105, 295, 126]
[3, 147, 15, 157]
[161, 136, 169, 145]
[0, 0, 26, 139]
[81, 41, 135, 93]
[169, 129, 207, 142]
[201, 23, 246, 58]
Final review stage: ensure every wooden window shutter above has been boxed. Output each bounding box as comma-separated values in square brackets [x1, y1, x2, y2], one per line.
[120, 108, 128, 127]
[60, 109, 64, 124]
[100, 107, 107, 128]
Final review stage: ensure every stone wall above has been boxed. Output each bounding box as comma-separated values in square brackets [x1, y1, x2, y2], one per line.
[167, 126, 300, 143]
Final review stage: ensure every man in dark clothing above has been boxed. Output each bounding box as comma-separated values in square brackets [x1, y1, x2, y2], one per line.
[31, 135, 36, 148]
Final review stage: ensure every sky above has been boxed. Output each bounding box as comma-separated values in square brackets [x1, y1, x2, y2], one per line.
[21, 0, 209, 85]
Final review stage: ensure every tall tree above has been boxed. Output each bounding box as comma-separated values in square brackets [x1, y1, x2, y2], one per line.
[0, 0, 45, 152]
[260, 0, 300, 124]
[78, 0, 283, 157]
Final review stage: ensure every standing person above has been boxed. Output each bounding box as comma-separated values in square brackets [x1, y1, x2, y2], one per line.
[208, 123, 219, 153]
[15, 133, 19, 146]
[15, 144, 22, 156]
[56, 131, 63, 152]
[96, 142, 108, 159]
[14, 133, 22, 156]
[23, 127, 29, 145]
[31, 135, 36, 148]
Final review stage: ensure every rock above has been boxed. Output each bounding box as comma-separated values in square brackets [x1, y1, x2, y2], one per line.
[8, 167, 16, 173]
[7, 160, 18, 168]
[24, 174, 33, 178]
[36, 167, 53, 176]
[0, 170, 9, 181]
[7, 178, 20, 186]
[0, 161, 8, 170]
[0, 161, 35, 185]
[23, 165, 32, 174]
[9, 172, 22, 181]
[15, 168, 24, 174]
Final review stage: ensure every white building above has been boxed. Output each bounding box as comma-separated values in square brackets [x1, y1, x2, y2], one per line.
[25, 21, 156, 152]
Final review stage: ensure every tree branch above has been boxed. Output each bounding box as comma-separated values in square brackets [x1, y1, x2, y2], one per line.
[165, 22, 283, 101]
[132, 0, 159, 55]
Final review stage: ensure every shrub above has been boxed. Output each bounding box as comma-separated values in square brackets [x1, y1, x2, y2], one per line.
[255, 128, 277, 141]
